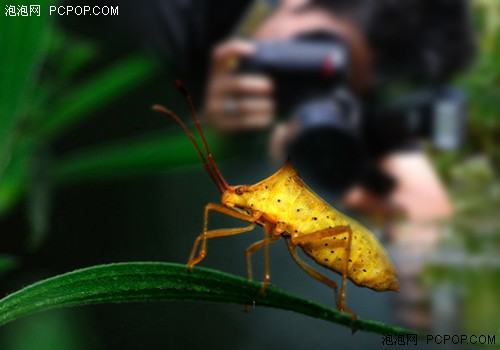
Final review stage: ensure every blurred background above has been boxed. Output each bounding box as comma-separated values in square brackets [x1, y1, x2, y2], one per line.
[0, 0, 499, 349]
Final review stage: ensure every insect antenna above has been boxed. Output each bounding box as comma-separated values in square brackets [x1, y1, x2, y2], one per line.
[174, 80, 229, 191]
[151, 104, 227, 194]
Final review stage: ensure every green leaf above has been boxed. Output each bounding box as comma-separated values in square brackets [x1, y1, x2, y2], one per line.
[0, 157, 28, 216]
[0, 0, 53, 153]
[0, 139, 35, 216]
[38, 55, 160, 140]
[26, 144, 53, 251]
[0, 1, 53, 213]
[56, 36, 97, 80]
[0, 262, 415, 336]
[52, 128, 228, 184]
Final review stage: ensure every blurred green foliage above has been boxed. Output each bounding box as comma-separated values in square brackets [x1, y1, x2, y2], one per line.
[0, 2, 233, 254]
[0, 22, 160, 217]
[53, 128, 223, 184]
[456, 0, 500, 171]
[425, 0, 500, 333]
[0, 254, 19, 276]
[425, 156, 500, 335]
[0, 310, 92, 350]
[0, 1, 234, 258]
[0, 8, 154, 216]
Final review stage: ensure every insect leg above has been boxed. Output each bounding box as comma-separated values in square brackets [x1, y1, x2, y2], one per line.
[245, 223, 280, 294]
[291, 226, 356, 318]
[285, 238, 340, 302]
[188, 203, 256, 269]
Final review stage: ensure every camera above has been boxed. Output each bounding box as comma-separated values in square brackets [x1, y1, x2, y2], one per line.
[240, 34, 467, 195]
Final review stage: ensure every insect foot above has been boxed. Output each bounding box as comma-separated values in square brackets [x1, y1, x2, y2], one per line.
[344, 308, 358, 334]
[258, 274, 271, 295]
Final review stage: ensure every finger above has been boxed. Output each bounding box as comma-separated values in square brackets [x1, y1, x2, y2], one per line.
[210, 75, 274, 97]
[268, 121, 300, 162]
[240, 112, 274, 129]
[220, 112, 273, 132]
[238, 97, 274, 116]
[207, 97, 274, 119]
[212, 40, 255, 73]
[206, 98, 274, 132]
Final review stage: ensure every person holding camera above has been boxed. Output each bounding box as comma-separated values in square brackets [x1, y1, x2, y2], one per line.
[203, 0, 466, 224]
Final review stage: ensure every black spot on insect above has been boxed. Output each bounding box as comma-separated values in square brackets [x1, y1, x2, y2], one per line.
[338, 258, 341, 261]
[294, 230, 298, 233]
[296, 209, 300, 212]
[349, 259, 352, 262]
[313, 217, 317, 220]
[324, 258, 329, 262]
[324, 243, 328, 246]
[326, 216, 330, 219]
[363, 269, 367, 272]
[353, 268, 356, 271]
[369, 251, 371, 254]
[328, 225, 332, 229]
[330, 250, 334, 254]
[250, 204, 254, 207]
[333, 237, 336, 239]
[343, 237, 346, 240]
[277, 199, 281, 202]
[265, 186, 268, 189]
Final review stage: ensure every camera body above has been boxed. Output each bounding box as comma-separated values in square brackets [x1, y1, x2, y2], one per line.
[240, 35, 466, 195]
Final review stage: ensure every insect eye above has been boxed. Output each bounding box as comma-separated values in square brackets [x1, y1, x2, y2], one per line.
[235, 186, 244, 195]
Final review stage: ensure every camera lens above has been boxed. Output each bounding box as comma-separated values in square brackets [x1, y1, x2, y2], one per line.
[288, 99, 365, 194]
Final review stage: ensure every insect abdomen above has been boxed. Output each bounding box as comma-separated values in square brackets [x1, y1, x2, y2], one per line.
[300, 215, 400, 292]
[243, 161, 399, 292]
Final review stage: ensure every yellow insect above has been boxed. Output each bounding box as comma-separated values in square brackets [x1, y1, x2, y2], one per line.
[153, 81, 399, 316]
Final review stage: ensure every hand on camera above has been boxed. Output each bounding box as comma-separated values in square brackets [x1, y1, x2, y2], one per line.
[204, 40, 275, 132]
